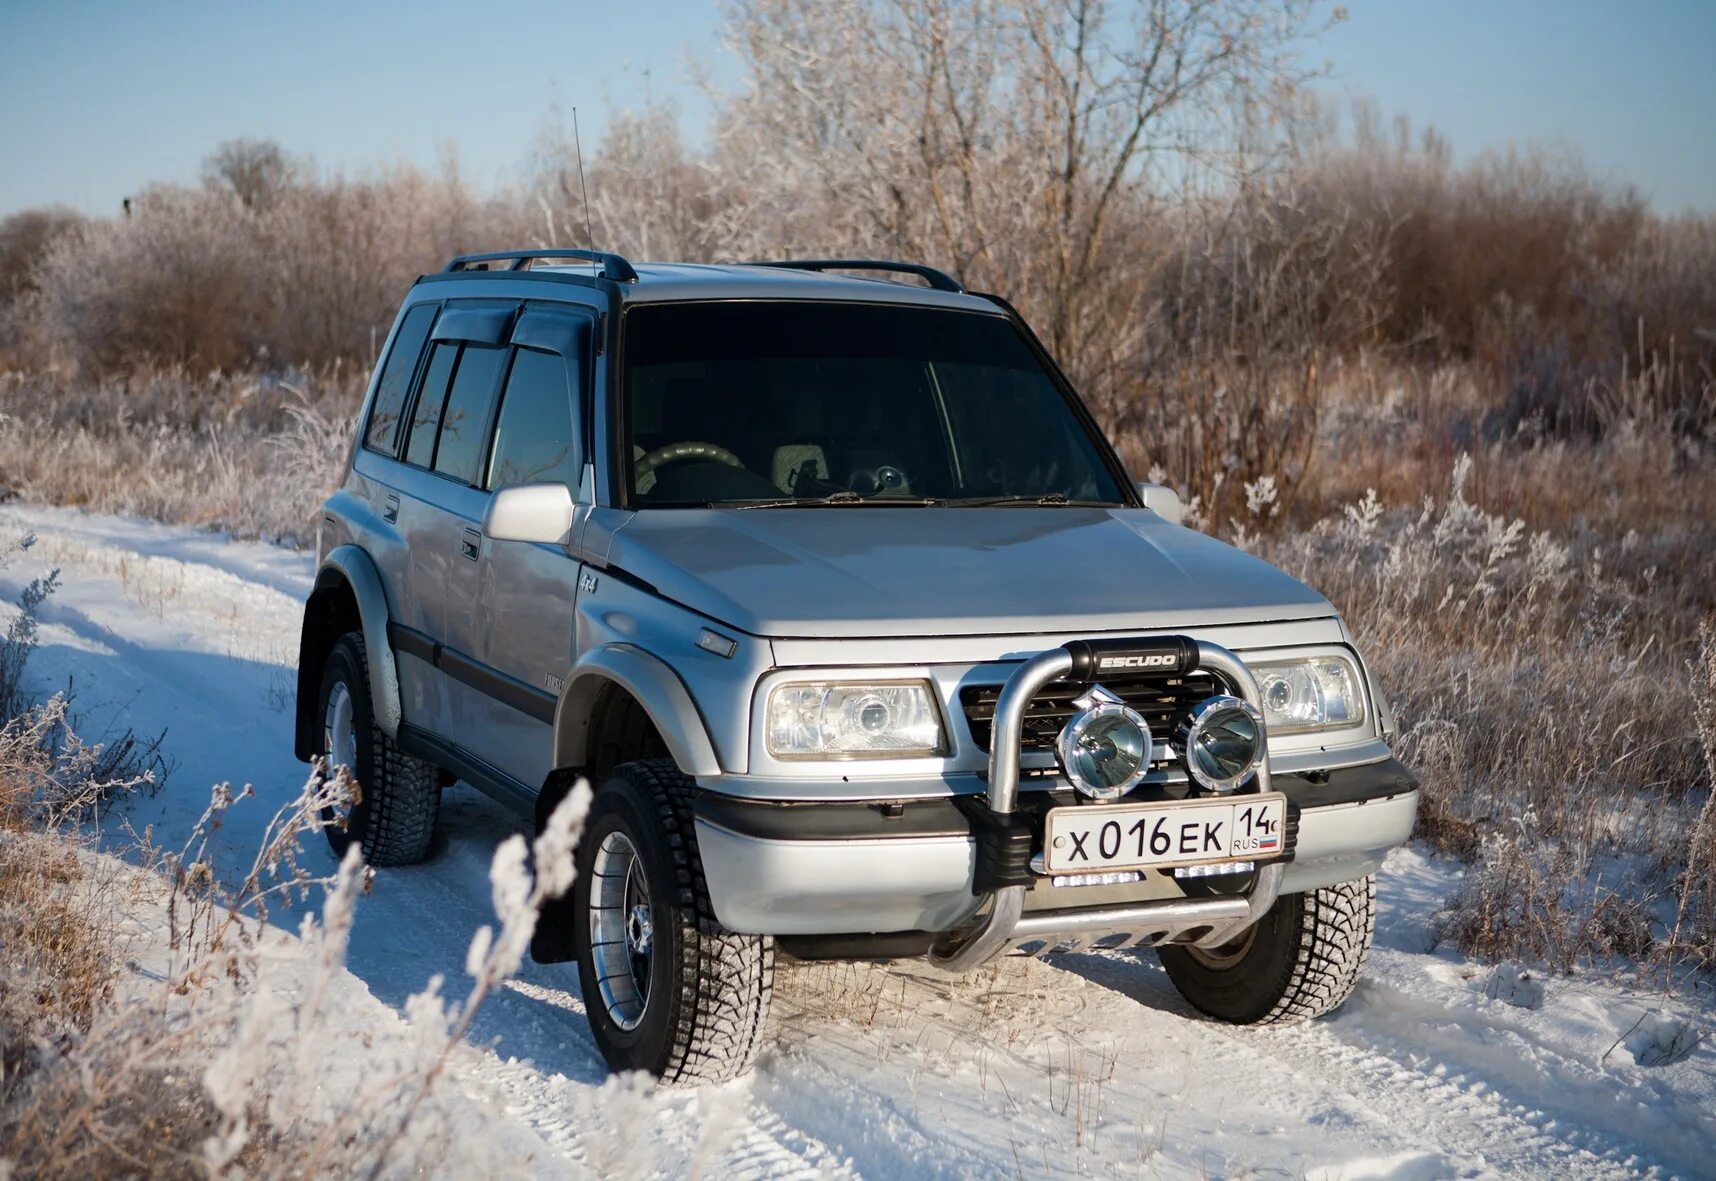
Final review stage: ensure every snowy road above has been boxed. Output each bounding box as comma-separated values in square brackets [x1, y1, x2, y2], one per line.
[2, 502, 1712, 1180]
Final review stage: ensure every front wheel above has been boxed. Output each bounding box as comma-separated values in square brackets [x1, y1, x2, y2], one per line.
[1158, 875, 1375, 1024]
[573, 759, 774, 1084]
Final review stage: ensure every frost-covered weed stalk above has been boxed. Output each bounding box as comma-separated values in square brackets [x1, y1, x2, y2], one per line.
[1260, 457, 1713, 975]
[336, 781, 589, 1180]
[1, 760, 598, 1180]
[182, 770, 596, 1179]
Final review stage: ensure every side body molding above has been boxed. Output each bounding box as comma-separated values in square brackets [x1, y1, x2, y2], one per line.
[321, 545, 405, 739]
[554, 644, 721, 778]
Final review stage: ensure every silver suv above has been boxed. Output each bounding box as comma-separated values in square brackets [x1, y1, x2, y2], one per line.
[296, 250, 1419, 1084]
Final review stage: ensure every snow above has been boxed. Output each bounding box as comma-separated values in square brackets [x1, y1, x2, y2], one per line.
[2, 500, 1713, 1180]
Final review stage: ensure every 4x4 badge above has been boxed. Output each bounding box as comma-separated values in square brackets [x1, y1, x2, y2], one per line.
[580, 572, 599, 594]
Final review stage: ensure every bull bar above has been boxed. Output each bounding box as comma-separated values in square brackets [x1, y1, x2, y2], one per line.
[926, 638, 1286, 973]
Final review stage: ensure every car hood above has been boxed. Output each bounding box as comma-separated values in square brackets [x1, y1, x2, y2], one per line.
[604, 507, 1333, 639]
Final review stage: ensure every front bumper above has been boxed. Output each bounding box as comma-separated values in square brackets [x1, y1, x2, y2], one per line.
[695, 761, 1418, 934]
[694, 638, 1418, 969]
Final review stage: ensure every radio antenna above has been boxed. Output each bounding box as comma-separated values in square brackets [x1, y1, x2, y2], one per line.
[572, 106, 595, 253]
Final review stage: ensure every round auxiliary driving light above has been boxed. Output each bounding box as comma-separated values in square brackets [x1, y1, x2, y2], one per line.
[1175, 695, 1266, 793]
[1055, 686, 1154, 800]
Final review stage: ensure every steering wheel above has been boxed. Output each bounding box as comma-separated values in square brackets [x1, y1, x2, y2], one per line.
[636, 440, 746, 477]
[849, 464, 911, 496]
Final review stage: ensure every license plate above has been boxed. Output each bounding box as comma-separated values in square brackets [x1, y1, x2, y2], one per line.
[1043, 793, 1287, 874]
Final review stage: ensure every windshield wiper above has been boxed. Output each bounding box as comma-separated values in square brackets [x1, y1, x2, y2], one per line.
[943, 493, 1121, 507]
[732, 492, 941, 509]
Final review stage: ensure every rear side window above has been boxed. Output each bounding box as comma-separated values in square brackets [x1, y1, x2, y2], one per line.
[364, 303, 437, 455]
[405, 343, 458, 467]
[432, 345, 506, 485]
[486, 348, 580, 490]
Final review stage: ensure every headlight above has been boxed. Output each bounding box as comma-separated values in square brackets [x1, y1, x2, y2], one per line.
[765, 680, 946, 759]
[1252, 656, 1365, 734]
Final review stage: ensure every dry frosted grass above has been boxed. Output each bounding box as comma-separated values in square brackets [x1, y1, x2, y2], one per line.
[1257, 445, 1715, 978]
[0, 703, 155, 1096]
[0, 368, 354, 547]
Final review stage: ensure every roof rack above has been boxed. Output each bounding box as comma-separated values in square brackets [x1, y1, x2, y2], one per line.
[444, 249, 639, 284]
[750, 258, 964, 293]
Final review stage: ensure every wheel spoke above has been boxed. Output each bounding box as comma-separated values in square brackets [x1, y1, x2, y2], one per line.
[322, 681, 358, 822]
[588, 831, 655, 1031]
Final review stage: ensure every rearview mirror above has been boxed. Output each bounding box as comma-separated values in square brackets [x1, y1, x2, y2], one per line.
[484, 482, 576, 545]
[1134, 481, 1184, 526]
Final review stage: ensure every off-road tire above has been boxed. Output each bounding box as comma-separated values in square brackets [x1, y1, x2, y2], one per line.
[574, 759, 774, 1084]
[317, 632, 439, 867]
[1158, 875, 1375, 1025]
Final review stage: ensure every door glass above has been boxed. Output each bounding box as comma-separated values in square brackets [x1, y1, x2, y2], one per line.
[364, 303, 437, 455]
[486, 348, 580, 490]
[433, 345, 507, 485]
[405, 343, 458, 468]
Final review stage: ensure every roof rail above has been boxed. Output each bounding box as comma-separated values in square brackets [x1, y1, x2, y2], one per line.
[444, 249, 639, 284]
[750, 258, 964, 293]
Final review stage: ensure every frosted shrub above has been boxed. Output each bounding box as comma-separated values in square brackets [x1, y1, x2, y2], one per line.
[33, 186, 264, 375]
[22, 155, 529, 378]
[1441, 828, 1654, 972]
[1259, 459, 1711, 973]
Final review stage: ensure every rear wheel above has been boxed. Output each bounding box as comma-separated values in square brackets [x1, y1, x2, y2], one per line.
[1158, 875, 1375, 1024]
[573, 759, 774, 1084]
[317, 633, 439, 866]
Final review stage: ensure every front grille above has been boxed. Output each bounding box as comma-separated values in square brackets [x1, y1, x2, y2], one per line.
[959, 672, 1223, 754]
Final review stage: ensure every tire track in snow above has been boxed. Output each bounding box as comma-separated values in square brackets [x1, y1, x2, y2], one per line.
[1246, 969, 1710, 1179]
[1064, 940, 1702, 1178]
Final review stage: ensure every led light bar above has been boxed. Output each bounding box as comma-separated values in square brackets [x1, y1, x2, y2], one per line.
[1050, 870, 1145, 889]
[1173, 861, 1256, 879]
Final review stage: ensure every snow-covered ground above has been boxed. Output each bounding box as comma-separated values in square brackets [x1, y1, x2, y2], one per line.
[2, 501, 1712, 1180]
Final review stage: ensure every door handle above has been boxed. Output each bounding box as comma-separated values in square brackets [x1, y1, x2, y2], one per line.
[382, 493, 400, 524]
[460, 528, 482, 561]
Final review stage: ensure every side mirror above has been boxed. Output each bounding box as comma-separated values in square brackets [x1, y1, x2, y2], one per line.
[484, 482, 576, 544]
[1134, 481, 1184, 526]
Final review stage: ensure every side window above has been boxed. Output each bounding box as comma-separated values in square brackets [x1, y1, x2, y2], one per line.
[364, 303, 437, 455]
[486, 348, 580, 491]
[405, 343, 458, 468]
[432, 345, 507, 485]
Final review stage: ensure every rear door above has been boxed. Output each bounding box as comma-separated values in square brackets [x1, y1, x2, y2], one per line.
[346, 300, 442, 733]
[457, 305, 596, 789]
[387, 303, 516, 742]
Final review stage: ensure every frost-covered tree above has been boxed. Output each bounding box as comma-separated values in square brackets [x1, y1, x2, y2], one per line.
[202, 138, 302, 212]
[708, 0, 1341, 392]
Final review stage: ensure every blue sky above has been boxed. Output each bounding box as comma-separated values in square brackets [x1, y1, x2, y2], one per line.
[2, 0, 1712, 218]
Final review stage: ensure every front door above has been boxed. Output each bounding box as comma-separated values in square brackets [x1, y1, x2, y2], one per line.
[461, 309, 595, 791]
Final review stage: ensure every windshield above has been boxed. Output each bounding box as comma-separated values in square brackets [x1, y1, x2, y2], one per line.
[621, 301, 1128, 507]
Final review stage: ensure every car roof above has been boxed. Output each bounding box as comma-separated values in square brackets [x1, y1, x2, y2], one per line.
[412, 260, 1006, 315]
